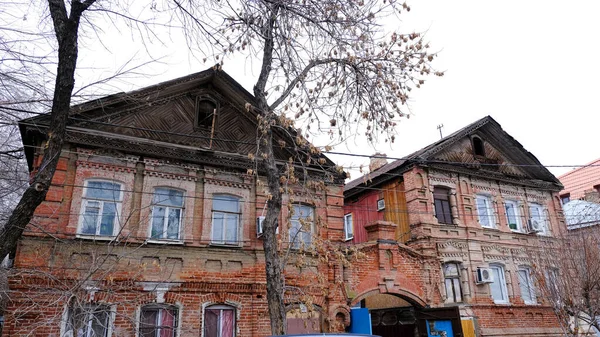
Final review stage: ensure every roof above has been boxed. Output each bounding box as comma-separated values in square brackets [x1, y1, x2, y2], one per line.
[558, 158, 600, 200]
[345, 115, 562, 197]
[563, 200, 600, 230]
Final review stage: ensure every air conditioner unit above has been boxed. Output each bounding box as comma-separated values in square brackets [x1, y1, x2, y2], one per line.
[256, 216, 279, 238]
[476, 267, 494, 284]
[527, 219, 543, 233]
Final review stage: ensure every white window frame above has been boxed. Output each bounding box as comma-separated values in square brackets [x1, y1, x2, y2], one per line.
[149, 187, 185, 241]
[529, 203, 548, 235]
[62, 304, 114, 337]
[504, 200, 521, 232]
[211, 195, 241, 246]
[289, 204, 315, 249]
[489, 264, 509, 304]
[518, 267, 537, 305]
[78, 180, 123, 237]
[476, 194, 496, 228]
[203, 304, 236, 337]
[343, 213, 353, 241]
[138, 304, 180, 337]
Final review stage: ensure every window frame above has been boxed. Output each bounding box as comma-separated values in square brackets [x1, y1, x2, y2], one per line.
[203, 304, 236, 337]
[149, 187, 185, 242]
[195, 97, 219, 130]
[343, 213, 354, 241]
[77, 180, 123, 237]
[289, 204, 315, 249]
[433, 187, 453, 225]
[211, 194, 241, 246]
[63, 304, 114, 337]
[504, 200, 521, 232]
[489, 264, 509, 304]
[518, 266, 537, 305]
[476, 194, 496, 228]
[442, 262, 462, 303]
[139, 304, 179, 337]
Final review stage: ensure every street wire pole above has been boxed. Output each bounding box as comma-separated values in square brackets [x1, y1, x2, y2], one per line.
[437, 124, 444, 139]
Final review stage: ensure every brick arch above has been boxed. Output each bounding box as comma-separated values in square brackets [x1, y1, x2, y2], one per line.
[351, 287, 427, 308]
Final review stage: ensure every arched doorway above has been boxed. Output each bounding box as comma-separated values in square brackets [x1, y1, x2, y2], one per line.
[364, 293, 418, 337]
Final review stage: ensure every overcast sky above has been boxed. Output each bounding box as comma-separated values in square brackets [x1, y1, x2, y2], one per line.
[74, 0, 600, 179]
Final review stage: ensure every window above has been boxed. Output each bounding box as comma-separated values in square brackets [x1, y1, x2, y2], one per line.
[204, 305, 235, 337]
[433, 187, 452, 224]
[139, 305, 178, 337]
[211, 195, 241, 245]
[476, 195, 495, 228]
[545, 268, 560, 301]
[79, 180, 122, 236]
[443, 262, 462, 303]
[472, 137, 485, 157]
[529, 203, 547, 234]
[65, 304, 111, 337]
[504, 200, 521, 231]
[196, 98, 217, 129]
[518, 267, 536, 305]
[560, 194, 570, 205]
[290, 205, 314, 248]
[150, 188, 184, 240]
[489, 264, 509, 304]
[343, 214, 353, 241]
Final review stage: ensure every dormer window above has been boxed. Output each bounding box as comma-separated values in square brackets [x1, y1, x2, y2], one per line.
[195, 97, 218, 129]
[472, 136, 485, 157]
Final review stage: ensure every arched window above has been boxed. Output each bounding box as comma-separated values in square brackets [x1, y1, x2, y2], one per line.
[472, 137, 485, 157]
[64, 303, 112, 337]
[79, 180, 122, 237]
[196, 98, 217, 129]
[139, 305, 179, 337]
[517, 266, 536, 305]
[204, 305, 236, 337]
[433, 187, 452, 224]
[443, 262, 462, 303]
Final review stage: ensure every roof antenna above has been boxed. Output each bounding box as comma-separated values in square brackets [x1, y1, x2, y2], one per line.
[437, 124, 444, 139]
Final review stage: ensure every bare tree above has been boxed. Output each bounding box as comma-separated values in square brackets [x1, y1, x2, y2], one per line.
[532, 202, 600, 336]
[169, 0, 441, 333]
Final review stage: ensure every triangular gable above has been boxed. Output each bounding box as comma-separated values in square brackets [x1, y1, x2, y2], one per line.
[19, 68, 340, 179]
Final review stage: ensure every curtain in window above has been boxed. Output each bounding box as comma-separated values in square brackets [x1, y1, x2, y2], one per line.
[204, 310, 219, 337]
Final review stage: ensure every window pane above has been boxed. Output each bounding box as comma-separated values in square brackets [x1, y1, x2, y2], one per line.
[159, 308, 177, 337]
[518, 269, 535, 303]
[99, 202, 117, 236]
[443, 263, 459, 277]
[477, 196, 491, 227]
[225, 214, 239, 244]
[204, 309, 219, 337]
[445, 278, 455, 302]
[453, 279, 462, 302]
[166, 208, 181, 239]
[289, 220, 301, 247]
[151, 207, 166, 238]
[212, 212, 224, 243]
[530, 205, 541, 219]
[213, 196, 239, 212]
[221, 309, 235, 337]
[82, 201, 100, 234]
[154, 188, 184, 207]
[86, 181, 121, 200]
[293, 205, 314, 220]
[90, 309, 110, 337]
[344, 215, 353, 238]
[505, 203, 517, 229]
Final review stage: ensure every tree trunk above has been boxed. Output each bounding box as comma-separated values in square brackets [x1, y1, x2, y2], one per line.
[0, 0, 94, 262]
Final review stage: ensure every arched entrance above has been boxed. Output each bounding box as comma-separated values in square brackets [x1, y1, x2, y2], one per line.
[363, 293, 419, 337]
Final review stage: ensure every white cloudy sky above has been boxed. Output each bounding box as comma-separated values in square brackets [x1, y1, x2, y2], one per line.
[72, 0, 600, 179]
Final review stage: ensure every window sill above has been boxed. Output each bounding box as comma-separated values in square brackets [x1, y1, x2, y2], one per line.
[76, 234, 116, 241]
[493, 301, 510, 305]
[209, 243, 242, 249]
[343, 236, 354, 242]
[146, 239, 184, 245]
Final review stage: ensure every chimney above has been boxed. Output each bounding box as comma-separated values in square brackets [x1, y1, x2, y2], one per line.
[369, 153, 388, 172]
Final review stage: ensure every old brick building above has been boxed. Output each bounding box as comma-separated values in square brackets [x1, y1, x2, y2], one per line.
[6, 68, 367, 337]
[344, 116, 566, 337]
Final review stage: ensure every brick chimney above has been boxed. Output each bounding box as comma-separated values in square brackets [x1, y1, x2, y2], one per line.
[369, 153, 388, 172]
